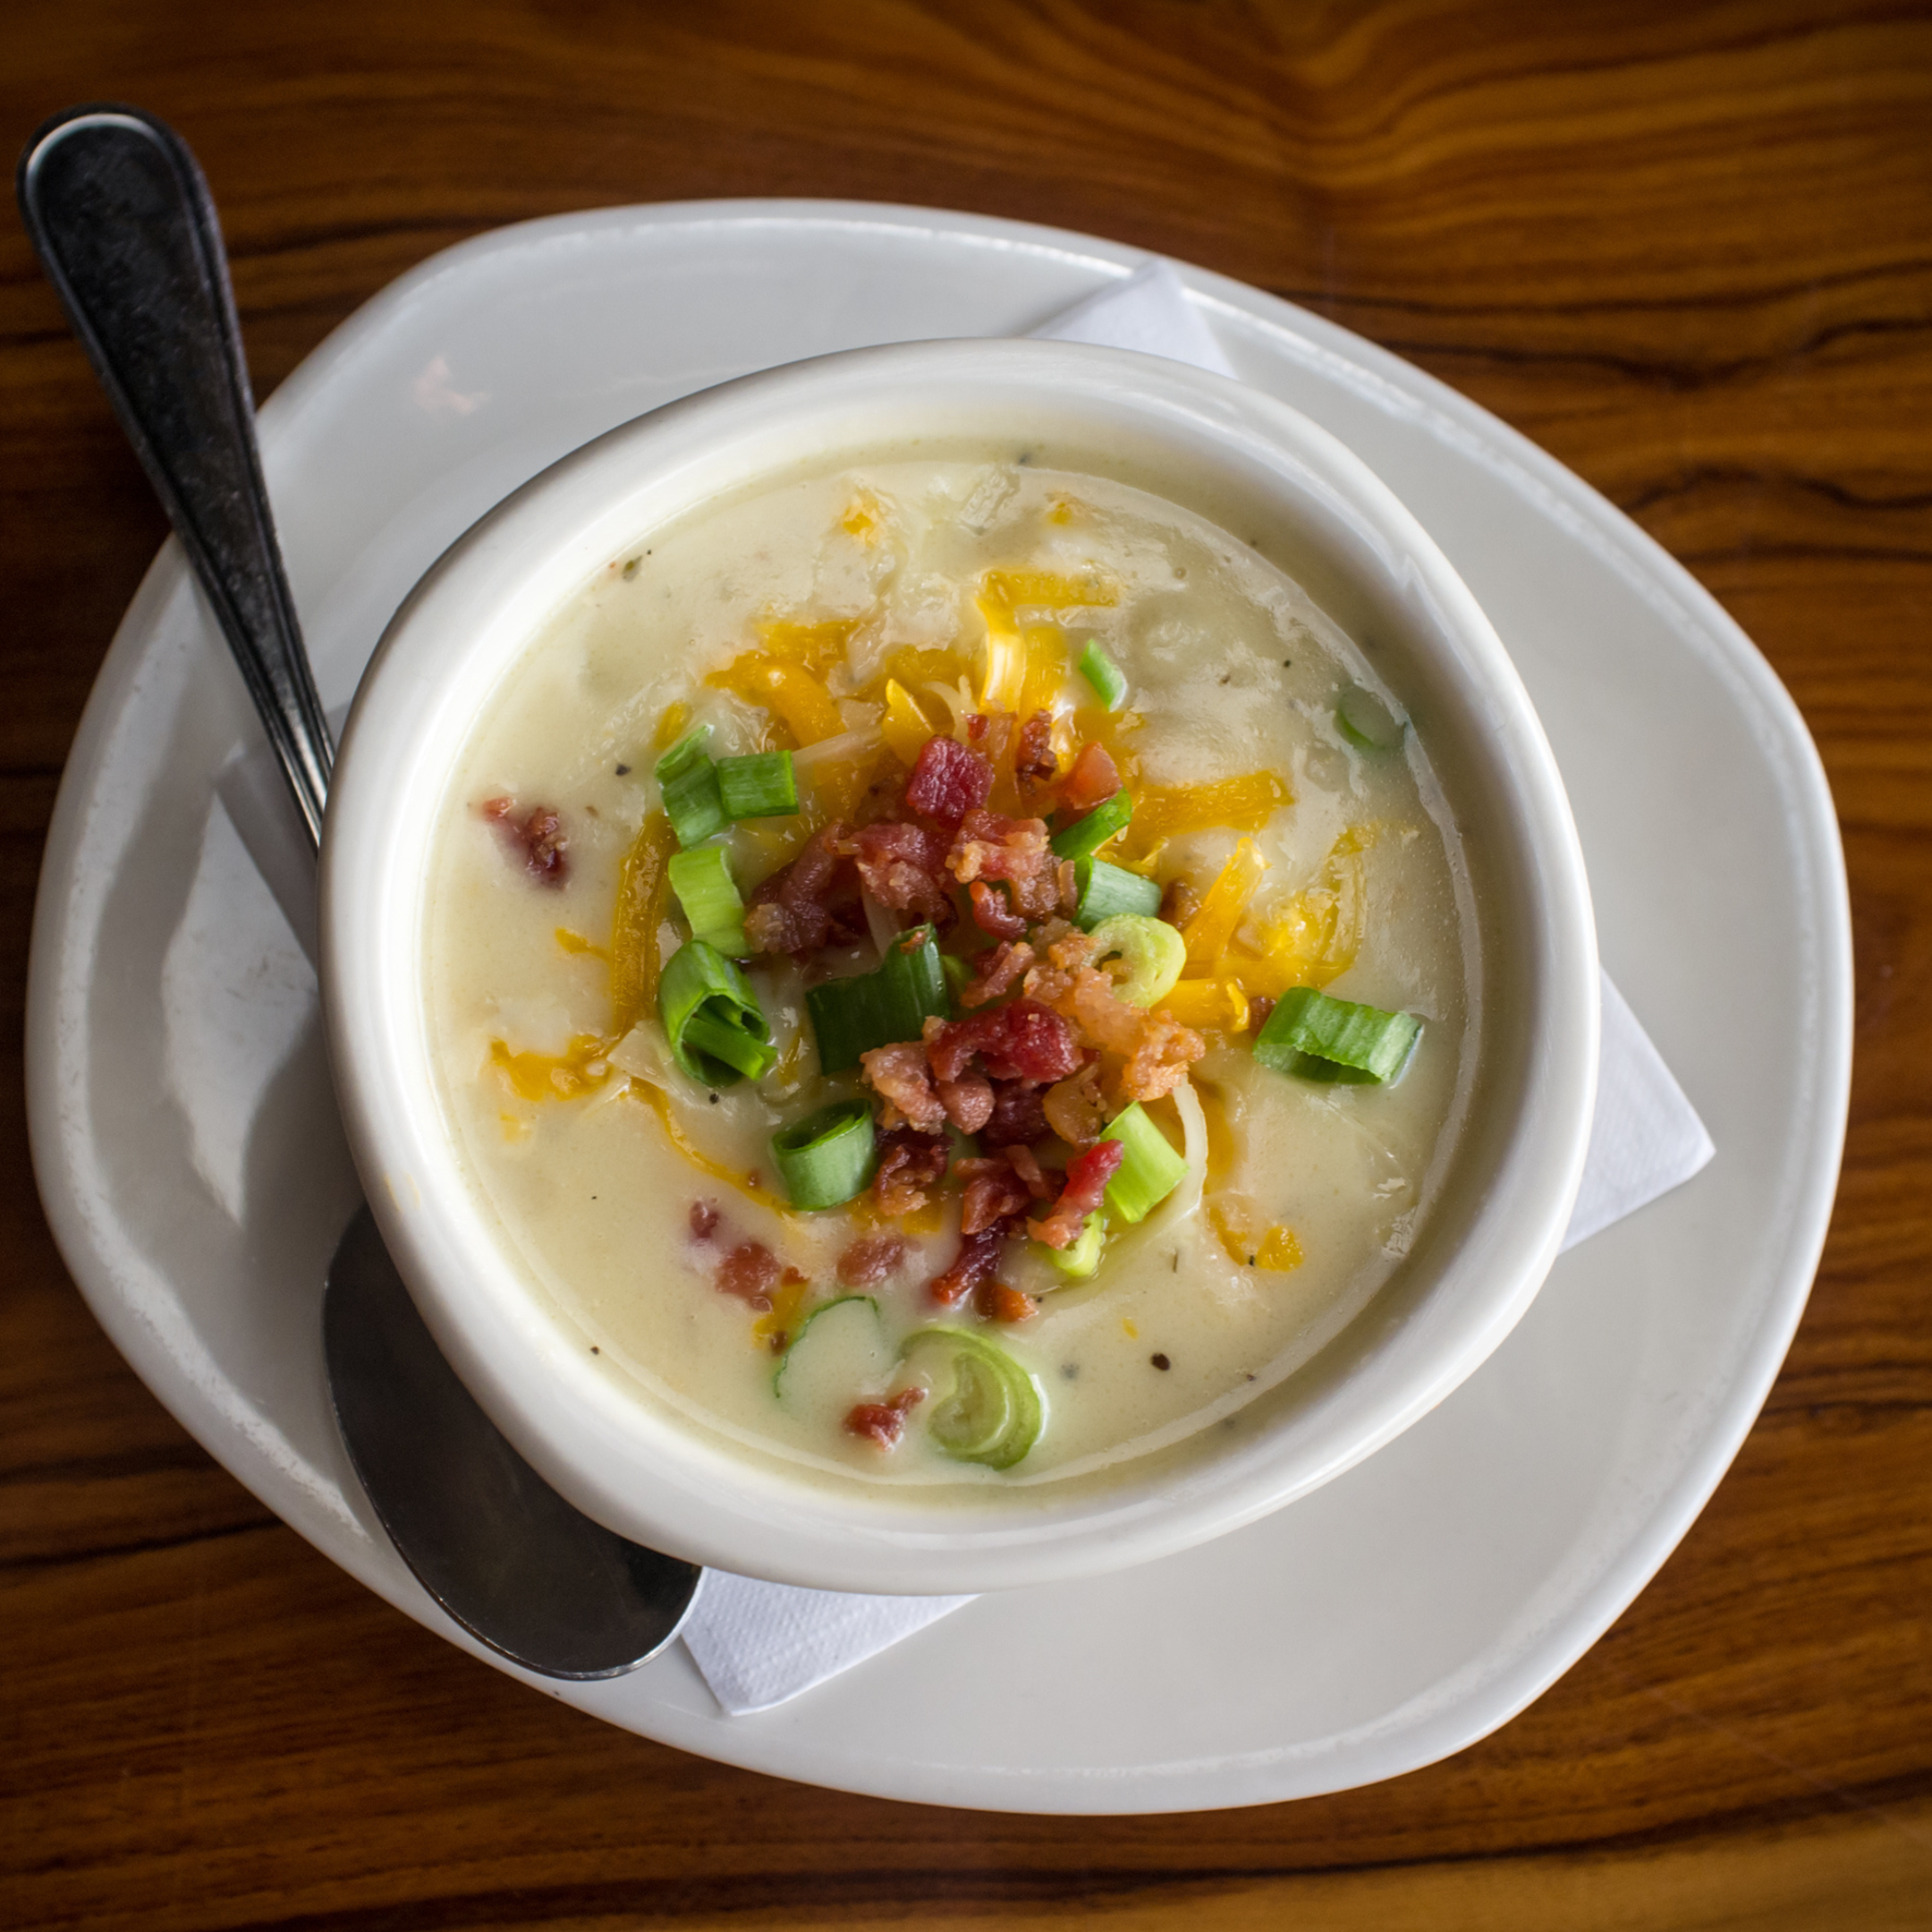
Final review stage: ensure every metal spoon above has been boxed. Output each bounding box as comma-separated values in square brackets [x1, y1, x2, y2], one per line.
[17, 104, 702, 1679]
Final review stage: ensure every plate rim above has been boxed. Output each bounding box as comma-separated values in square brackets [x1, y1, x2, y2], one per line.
[23, 195, 1852, 1813]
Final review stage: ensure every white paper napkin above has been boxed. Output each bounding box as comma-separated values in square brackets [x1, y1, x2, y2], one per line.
[217, 258, 1714, 1716]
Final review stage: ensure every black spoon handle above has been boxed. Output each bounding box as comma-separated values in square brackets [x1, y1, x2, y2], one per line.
[16, 104, 333, 849]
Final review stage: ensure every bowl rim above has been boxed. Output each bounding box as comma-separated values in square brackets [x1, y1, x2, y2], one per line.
[319, 335, 1600, 1595]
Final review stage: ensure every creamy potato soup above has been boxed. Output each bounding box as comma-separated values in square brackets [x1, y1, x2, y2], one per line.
[425, 454, 1479, 1489]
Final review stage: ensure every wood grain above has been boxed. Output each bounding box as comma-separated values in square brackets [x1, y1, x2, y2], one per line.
[3, 2, 1929, 1926]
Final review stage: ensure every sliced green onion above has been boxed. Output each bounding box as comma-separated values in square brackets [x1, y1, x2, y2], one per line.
[681, 1008, 775, 1080]
[901, 1327, 1043, 1470]
[717, 749, 800, 819]
[1086, 913, 1186, 1007]
[807, 924, 950, 1074]
[666, 843, 749, 956]
[1073, 856, 1162, 928]
[1335, 684, 1405, 752]
[771, 1295, 890, 1402]
[1049, 788, 1133, 861]
[940, 953, 970, 1003]
[1077, 637, 1128, 711]
[772, 1098, 878, 1209]
[807, 974, 882, 1077]
[656, 724, 727, 848]
[1252, 986, 1421, 1083]
[1098, 1102, 1189, 1223]
[1043, 1214, 1106, 1280]
[657, 939, 775, 1087]
[879, 923, 948, 1038]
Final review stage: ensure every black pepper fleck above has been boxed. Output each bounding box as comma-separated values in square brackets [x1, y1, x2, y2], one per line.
[1060, 1363, 1080, 1380]
[614, 762, 631, 776]
[590, 1345, 600, 1354]
[709, 1092, 720, 1105]
[1150, 1352, 1171, 1371]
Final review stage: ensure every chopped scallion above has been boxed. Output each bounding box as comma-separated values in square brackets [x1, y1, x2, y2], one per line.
[807, 974, 883, 1078]
[901, 1327, 1044, 1469]
[1049, 788, 1133, 860]
[807, 924, 951, 1073]
[1073, 856, 1162, 928]
[772, 1294, 884, 1397]
[1098, 1102, 1189, 1223]
[1251, 986, 1420, 1083]
[1077, 638, 1128, 711]
[666, 843, 749, 956]
[657, 939, 775, 1087]
[717, 749, 800, 819]
[879, 923, 949, 1037]
[680, 1007, 775, 1080]
[1043, 1214, 1106, 1279]
[656, 724, 727, 849]
[1085, 913, 1186, 1007]
[1335, 684, 1405, 752]
[771, 1099, 878, 1210]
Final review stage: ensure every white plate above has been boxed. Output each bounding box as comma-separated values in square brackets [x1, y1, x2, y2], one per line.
[26, 201, 1850, 1815]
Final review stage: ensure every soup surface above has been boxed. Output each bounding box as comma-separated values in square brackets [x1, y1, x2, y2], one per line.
[424, 454, 1479, 1489]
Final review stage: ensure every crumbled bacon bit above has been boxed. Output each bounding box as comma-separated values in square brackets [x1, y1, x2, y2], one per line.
[965, 709, 1014, 767]
[1062, 741, 1120, 812]
[744, 824, 862, 957]
[980, 1078, 1048, 1148]
[1014, 710, 1057, 789]
[689, 1200, 720, 1241]
[480, 797, 570, 886]
[947, 809, 1063, 921]
[968, 879, 1027, 939]
[926, 1000, 1082, 1085]
[837, 1234, 909, 1288]
[960, 940, 1035, 1010]
[1123, 1010, 1208, 1103]
[1033, 915, 1080, 952]
[955, 1157, 1035, 1237]
[978, 1282, 1038, 1324]
[1248, 993, 1276, 1031]
[831, 820, 954, 925]
[1043, 1063, 1107, 1147]
[904, 735, 994, 826]
[715, 1241, 783, 1310]
[930, 1224, 1014, 1306]
[1161, 877, 1204, 928]
[871, 1127, 950, 1217]
[1004, 1143, 1052, 1198]
[1063, 965, 1146, 1055]
[860, 1040, 946, 1132]
[1029, 1139, 1124, 1249]
[843, 1385, 926, 1449]
[936, 1071, 995, 1135]
[1024, 963, 1205, 1101]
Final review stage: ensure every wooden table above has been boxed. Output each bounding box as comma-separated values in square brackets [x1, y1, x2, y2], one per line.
[4, 4, 1928, 1925]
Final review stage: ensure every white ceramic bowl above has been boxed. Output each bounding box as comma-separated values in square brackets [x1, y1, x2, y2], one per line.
[320, 338, 1599, 1596]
